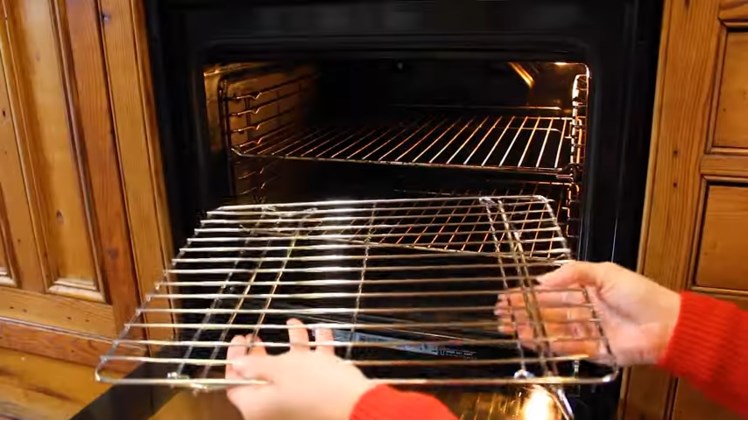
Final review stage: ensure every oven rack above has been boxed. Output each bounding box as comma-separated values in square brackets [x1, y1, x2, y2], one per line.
[232, 112, 577, 177]
[229, 160, 581, 251]
[394, 180, 580, 249]
[96, 196, 617, 388]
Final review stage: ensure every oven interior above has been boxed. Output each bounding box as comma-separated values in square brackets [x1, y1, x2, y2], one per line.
[165, 59, 605, 418]
[103, 59, 610, 419]
[205, 59, 588, 246]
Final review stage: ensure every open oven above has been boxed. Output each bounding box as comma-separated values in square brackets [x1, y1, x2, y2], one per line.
[77, 1, 663, 419]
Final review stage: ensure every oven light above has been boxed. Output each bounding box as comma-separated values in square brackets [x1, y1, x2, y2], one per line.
[508, 62, 534, 88]
[522, 386, 556, 420]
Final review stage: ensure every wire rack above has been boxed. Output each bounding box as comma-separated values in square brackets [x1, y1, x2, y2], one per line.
[232, 112, 576, 176]
[394, 180, 580, 249]
[96, 196, 617, 389]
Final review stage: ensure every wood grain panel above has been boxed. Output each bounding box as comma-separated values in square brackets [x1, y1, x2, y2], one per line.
[631, 0, 723, 418]
[672, 380, 741, 419]
[99, 0, 173, 332]
[0, 318, 140, 371]
[0, 0, 159, 356]
[621, 366, 674, 419]
[641, 0, 721, 290]
[0, 287, 114, 337]
[720, 0, 748, 21]
[702, 153, 748, 178]
[0, 6, 44, 291]
[0, 191, 11, 284]
[4, 0, 101, 296]
[0, 347, 111, 420]
[714, 32, 748, 149]
[57, 0, 140, 324]
[694, 185, 748, 290]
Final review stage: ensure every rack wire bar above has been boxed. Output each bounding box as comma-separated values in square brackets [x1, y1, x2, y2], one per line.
[395, 179, 580, 248]
[96, 196, 617, 389]
[232, 112, 576, 176]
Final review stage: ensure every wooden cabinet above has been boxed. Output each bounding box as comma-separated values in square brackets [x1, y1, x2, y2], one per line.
[695, 185, 748, 290]
[623, 0, 748, 418]
[714, 32, 748, 149]
[0, 0, 170, 367]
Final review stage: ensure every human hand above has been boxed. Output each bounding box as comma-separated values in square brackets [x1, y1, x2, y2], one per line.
[496, 261, 681, 366]
[225, 318, 374, 419]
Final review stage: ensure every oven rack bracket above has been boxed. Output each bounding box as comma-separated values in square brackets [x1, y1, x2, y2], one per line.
[96, 195, 618, 390]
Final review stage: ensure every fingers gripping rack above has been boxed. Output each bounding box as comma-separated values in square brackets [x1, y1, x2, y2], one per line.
[96, 195, 618, 392]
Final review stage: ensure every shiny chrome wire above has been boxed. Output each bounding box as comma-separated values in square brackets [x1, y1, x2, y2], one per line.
[232, 113, 574, 175]
[96, 196, 617, 388]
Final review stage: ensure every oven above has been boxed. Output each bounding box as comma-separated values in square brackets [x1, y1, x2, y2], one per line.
[80, 1, 663, 419]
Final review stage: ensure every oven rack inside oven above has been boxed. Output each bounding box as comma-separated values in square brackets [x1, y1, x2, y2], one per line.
[96, 196, 618, 388]
[231, 110, 578, 178]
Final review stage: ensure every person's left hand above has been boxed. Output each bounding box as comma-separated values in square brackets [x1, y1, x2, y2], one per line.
[225, 319, 374, 419]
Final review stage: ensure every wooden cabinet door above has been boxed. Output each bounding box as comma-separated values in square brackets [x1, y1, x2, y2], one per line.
[0, 0, 168, 364]
[624, 0, 748, 418]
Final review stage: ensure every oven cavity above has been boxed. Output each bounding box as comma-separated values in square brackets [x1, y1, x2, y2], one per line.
[95, 58, 613, 421]
[204, 60, 589, 250]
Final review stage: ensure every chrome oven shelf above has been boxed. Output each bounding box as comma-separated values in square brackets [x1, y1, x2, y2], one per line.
[231, 111, 578, 177]
[96, 196, 616, 389]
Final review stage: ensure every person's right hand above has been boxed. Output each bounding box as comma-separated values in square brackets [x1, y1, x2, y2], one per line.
[495, 261, 681, 366]
[225, 319, 374, 420]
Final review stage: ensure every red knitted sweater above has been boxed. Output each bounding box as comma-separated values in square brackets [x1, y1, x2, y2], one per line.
[349, 292, 748, 419]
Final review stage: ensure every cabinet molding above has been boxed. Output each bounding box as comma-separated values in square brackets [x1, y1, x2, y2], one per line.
[98, 0, 175, 337]
[632, 0, 748, 418]
[0, 188, 15, 286]
[0, 0, 172, 361]
[0, 318, 141, 371]
[720, 0, 748, 21]
[693, 184, 748, 290]
[0, 287, 114, 337]
[702, 154, 748, 177]
[3, 0, 105, 300]
[712, 32, 748, 150]
[0, 4, 45, 292]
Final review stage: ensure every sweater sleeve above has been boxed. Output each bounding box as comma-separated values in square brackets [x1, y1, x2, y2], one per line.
[658, 292, 748, 417]
[349, 384, 456, 420]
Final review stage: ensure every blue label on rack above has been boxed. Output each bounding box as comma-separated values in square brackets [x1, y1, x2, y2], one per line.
[332, 329, 477, 359]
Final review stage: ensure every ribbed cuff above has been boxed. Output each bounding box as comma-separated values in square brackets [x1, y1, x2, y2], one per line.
[349, 384, 456, 420]
[658, 292, 739, 384]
